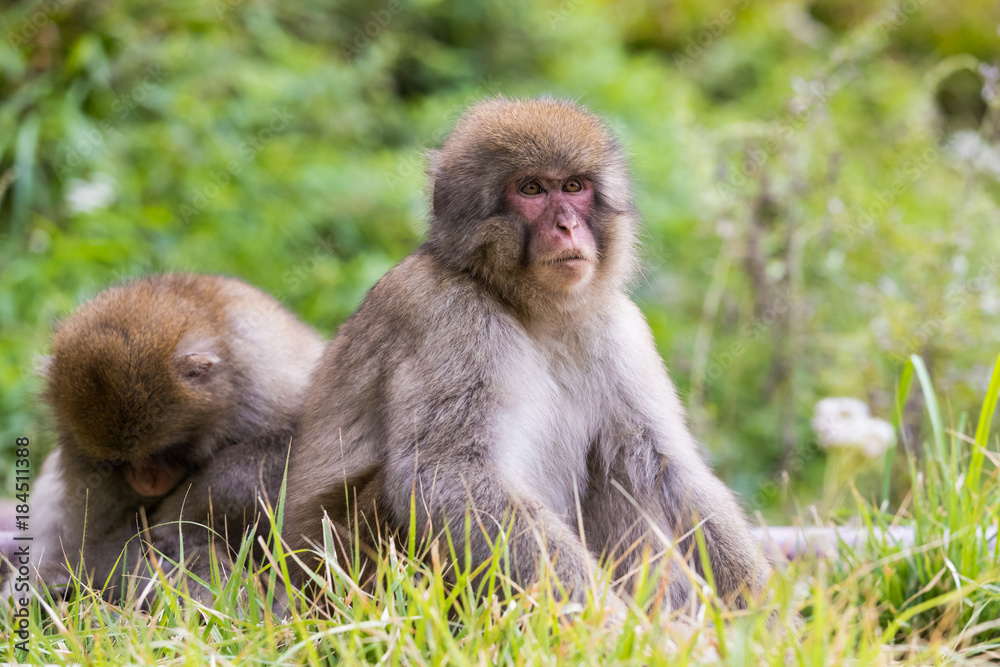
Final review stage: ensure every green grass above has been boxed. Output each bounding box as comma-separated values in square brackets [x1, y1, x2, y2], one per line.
[2, 353, 999, 665]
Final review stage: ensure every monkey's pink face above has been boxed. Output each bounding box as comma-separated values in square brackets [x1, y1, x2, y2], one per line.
[507, 174, 599, 292]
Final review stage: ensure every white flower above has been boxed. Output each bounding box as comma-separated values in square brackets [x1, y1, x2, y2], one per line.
[812, 397, 870, 446]
[812, 397, 895, 458]
[814, 397, 869, 425]
[858, 418, 895, 458]
[65, 174, 116, 214]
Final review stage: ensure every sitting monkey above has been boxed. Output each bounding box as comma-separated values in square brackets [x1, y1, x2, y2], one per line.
[284, 98, 771, 614]
[5, 274, 323, 605]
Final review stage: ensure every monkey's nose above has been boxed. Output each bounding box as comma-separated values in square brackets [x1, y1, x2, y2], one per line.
[555, 213, 579, 231]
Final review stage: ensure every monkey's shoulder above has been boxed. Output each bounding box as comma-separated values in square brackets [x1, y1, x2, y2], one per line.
[343, 248, 510, 342]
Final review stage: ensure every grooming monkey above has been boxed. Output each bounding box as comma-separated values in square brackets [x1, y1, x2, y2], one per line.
[284, 98, 770, 613]
[7, 274, 323, 604]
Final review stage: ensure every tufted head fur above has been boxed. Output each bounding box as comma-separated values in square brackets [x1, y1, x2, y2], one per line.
[45, 276, 238, 465]
[42, 272, 326, 472]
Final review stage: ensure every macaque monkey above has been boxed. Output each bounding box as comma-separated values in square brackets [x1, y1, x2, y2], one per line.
[7, 274, 323, 604]
[284, 97, 770, 614]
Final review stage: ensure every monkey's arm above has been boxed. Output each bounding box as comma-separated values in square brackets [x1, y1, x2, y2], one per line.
[146, 431, 290, 578]
[583, 438, 768, 611]
[586, 302, 770, 611]
[385, 447, 599, 601]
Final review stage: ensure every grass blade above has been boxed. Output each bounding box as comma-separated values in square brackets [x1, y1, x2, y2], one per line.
[968, 352, 1000, 493]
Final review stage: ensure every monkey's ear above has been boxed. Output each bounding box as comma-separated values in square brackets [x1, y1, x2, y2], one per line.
[174, 352, 221, 381]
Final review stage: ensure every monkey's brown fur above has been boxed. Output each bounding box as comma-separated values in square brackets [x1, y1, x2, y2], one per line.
[17, 274, 323, 603]
[285, 97, 770, 613]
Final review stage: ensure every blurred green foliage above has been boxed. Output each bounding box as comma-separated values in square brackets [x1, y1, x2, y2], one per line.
[1, 0, 998, 519]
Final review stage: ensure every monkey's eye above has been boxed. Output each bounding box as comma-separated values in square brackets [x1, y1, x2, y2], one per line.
[563, 179, 583, 193]
[520, 181, 542, 196]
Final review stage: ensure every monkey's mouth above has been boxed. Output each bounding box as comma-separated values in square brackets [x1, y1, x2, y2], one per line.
[544, 254, 589, 265]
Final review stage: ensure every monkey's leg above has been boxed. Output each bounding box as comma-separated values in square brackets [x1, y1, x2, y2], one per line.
[580, 445, 696, 612]
[584, 439, 769, 613]
[76, 502, 163, 603]
[20, 451, 68, 591]
[390, 462, 599, 605]
[32, 450, 161, 604]
[658, 462, 770, 611]
[1, 452, 67, 601]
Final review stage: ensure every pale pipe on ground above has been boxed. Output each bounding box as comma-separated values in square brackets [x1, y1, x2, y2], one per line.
[754, 525, 998, 560]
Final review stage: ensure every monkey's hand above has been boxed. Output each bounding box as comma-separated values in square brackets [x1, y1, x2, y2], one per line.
[143, 518, 225, 607]
[123, 457, 187, 498]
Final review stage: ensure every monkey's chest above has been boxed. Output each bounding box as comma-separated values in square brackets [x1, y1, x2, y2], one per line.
[495, 356, 602, 520]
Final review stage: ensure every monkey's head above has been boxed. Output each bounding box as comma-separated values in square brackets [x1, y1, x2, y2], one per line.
[429, 97, 637, 312]
[44, 280, 238, 496]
